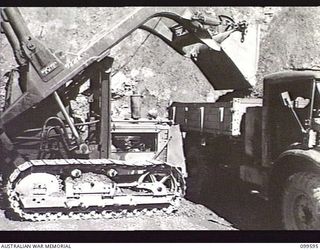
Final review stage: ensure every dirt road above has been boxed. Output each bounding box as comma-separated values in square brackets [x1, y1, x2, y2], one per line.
[187, 166, 281, 230]
[0, 199, 235, 230]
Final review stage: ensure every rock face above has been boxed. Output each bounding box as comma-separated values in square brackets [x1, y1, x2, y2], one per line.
[1, 7, 319, 117]
[256, 7, 320, 95]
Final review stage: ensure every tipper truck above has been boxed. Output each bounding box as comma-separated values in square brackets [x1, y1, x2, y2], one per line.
[170, 70, 320, 230]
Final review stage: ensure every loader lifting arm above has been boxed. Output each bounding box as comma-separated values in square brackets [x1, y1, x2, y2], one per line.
[0, 7, 249, 126]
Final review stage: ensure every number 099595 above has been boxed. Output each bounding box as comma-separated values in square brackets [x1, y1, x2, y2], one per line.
[300, 244, 318, 248]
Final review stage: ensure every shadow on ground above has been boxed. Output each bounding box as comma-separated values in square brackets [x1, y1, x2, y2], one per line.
[186, 166, 282, 230]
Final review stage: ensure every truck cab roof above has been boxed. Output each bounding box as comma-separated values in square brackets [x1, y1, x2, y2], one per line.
[264, 70, 320, 84]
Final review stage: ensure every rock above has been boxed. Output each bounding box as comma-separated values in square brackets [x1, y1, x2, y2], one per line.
[2, 7, 319, 110]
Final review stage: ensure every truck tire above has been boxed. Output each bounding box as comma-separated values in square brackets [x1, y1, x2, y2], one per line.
[282, 172, 320, 230]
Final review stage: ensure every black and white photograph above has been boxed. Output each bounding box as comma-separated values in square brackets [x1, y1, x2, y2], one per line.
[1, 5, 320, 237]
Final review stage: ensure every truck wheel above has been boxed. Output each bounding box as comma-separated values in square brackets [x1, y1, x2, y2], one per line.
[282, 172, 320, 230]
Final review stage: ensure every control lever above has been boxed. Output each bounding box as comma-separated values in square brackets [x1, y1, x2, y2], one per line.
[281, 91, 306, 133]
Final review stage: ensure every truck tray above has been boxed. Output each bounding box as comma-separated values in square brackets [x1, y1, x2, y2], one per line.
[170, 98, 262, 136]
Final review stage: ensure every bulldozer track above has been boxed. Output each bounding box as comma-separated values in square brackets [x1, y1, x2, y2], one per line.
[6, 158, 185, 221]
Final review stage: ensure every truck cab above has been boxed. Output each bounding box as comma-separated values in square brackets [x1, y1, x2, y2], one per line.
[263, 71, 320, 163]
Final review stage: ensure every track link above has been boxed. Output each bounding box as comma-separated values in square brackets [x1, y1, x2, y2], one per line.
[6, 158, 185, 221]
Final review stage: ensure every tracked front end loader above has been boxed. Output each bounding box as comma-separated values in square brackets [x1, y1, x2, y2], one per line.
[0, 7, 247, 221]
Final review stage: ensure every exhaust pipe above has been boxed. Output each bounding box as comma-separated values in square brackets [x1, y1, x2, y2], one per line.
[130, 91, 142, 120]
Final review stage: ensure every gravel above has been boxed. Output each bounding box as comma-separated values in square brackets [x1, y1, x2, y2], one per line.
[0, 198, 235, 231]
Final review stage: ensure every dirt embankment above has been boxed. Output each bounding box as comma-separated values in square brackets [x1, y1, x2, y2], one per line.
[0, 7, 261, 118]
[1, 7, 320, 114]
[256, 7, 320, 95]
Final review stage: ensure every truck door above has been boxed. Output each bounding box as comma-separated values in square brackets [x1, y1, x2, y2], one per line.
[263, 75, 316, 164]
